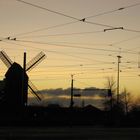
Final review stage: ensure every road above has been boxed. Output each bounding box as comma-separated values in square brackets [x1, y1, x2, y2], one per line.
[0, 126, 140, 140]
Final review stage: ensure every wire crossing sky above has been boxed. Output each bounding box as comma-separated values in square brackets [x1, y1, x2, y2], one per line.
[0, 0, 140, 97]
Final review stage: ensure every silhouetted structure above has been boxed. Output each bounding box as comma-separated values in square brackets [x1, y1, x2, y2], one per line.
[1, 51, 140, 127]
[4, 62, 28, 108]
[0, 51, 46, 111]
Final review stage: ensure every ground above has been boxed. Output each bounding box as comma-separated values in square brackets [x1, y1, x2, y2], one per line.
[0, 126, 140, 140]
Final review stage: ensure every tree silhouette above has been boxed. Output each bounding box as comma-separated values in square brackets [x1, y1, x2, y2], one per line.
[103, 76, 117, 111]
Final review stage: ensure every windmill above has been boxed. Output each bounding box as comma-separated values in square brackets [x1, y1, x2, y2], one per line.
[0, 50, 46, 108]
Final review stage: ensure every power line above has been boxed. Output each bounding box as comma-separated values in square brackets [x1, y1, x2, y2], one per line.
[3, 39, 138, 77]
[123, 28, 140, 33]
[3, 40, 115, 63]
[16, 0, 140, 34]
[111, 34, 140, 46]
[8, 0, 120, 39]
[3, 39, 137, 61]
[11, 21, 79, 38]
[44, 41, 110, 46]
[40, 62, 117, 70]
[4, 39, 114, 58]
[109, 35, 140, 54]
[18, 30, 103, 39]
[62, 51, 115, 57]
[17, 0, 79, 20]
[15, 0, 120, 28]
[2, 39, 139, 69]
[40, 42, 121, 55]
[13, 39, 138, 55]
[85, 2, 140, 19]
[35, 67, 117, 74]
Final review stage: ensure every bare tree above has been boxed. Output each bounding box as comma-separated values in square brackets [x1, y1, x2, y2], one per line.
[103, 76, 117, 111]
[104, 76, 116, 94]
[120, 88, 133, 114]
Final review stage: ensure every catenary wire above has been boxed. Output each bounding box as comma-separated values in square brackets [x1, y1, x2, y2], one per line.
[16, 0, 140, 34]
[13, 39, 138, 55]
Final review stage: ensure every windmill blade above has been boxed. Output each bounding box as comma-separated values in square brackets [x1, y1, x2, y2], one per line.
[26, 51, 46, 72]
[28, 80, 42, 101]
[0, 51, 13, 68]
[28, 88, 41, 102]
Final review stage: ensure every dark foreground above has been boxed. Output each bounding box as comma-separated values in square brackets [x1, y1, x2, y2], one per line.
[0, 127, 140, 140]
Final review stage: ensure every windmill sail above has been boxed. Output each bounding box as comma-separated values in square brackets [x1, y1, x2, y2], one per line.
[26, 51, 46, 72]
[28, 80, 42, 101]
[0, 51, 13, 68]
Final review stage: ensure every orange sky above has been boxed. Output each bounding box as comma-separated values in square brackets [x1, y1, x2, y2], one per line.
[0, 0, 140, 97]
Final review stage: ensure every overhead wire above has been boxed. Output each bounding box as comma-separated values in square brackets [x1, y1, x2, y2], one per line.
[3, 40, 116, 64]
[2, 42, 138, 81]
[2, 38, 139, 69]
[14, 0, 117, 34]
[12, 39, 138, 55]
[85, 2, 140, 19]
[18, 30, 103, 39]
[109, 34, 140, 55]
[44, 65, 116, 71]
[11, 21, 79, 38]
[110, 34, 140, 46]
[3, 0, 140, 64]
[16, 0, 140, 34]
[10, 0, 117, 38]
[2, 41, 92, 62]
[44, 41, 110, 46]
[16, 0, 79, 20]
[1, 0, 140, 89]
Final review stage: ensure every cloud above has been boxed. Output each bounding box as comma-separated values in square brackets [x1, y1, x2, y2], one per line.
[38, 87, 108, 97]
[29, 87, 107, 109]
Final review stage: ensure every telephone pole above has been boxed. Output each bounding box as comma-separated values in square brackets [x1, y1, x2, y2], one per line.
[70, 74, 74, 108]
[117, 55, 122, 104]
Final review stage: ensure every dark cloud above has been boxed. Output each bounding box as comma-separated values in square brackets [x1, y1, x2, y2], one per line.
[30, 87, 108, 109]
[38, 87, 108, 97]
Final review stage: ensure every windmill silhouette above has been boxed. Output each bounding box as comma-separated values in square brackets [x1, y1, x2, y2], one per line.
[0, 50, 46, 108]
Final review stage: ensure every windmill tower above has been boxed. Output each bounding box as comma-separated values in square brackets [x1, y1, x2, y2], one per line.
[0, 50, 46, 108]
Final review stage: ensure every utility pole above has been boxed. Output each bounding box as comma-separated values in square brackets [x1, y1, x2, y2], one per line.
[70, 74, 74, 108]
[117, 55, 122, 104]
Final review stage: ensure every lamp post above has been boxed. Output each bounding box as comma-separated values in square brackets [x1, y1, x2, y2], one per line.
[69, 72, 83, 108]
[70, 74, 74, 108]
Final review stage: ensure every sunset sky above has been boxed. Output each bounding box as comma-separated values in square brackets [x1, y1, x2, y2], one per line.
[0, 0, 140, 99]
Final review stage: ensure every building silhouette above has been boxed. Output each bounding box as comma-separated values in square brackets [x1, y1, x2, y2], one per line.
[4, 62, 28, 108]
